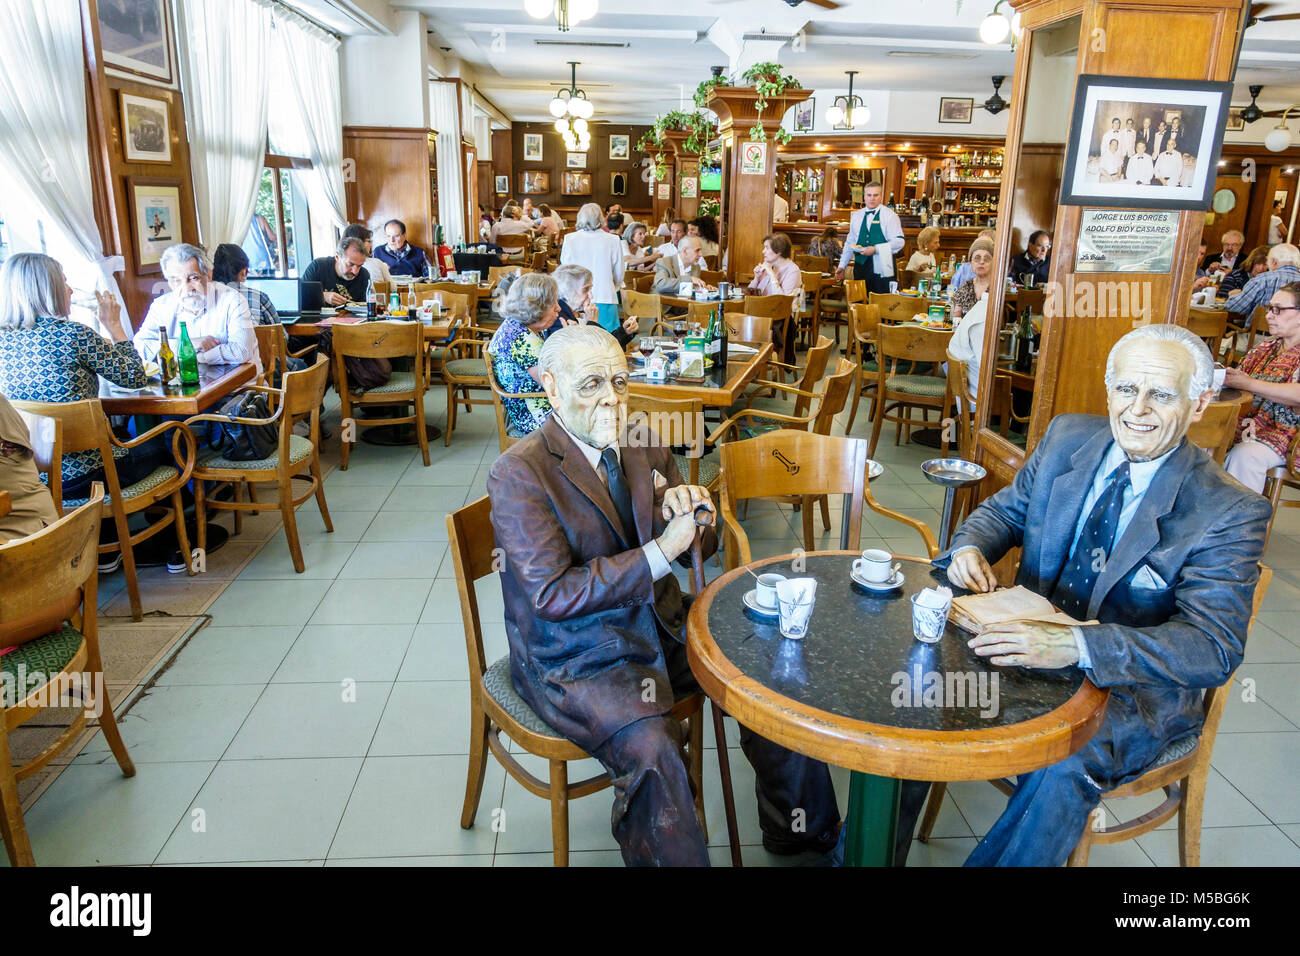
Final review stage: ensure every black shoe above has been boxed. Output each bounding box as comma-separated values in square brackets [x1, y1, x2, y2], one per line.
[167, 549, 189, 574]
[98, 552, 123, 574]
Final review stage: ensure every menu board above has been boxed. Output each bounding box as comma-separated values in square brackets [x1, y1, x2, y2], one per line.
[1074, 209, 1179, 273]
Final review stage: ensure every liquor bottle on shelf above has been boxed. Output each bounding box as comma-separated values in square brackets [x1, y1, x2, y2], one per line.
[177, 322, 199, 386]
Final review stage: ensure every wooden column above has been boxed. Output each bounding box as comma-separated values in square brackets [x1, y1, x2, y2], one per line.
[708, 86, 809, 282]
[662, 130, 701, 220]
[343, 127, 439, 252]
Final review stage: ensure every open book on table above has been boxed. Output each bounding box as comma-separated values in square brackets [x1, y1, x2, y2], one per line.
[949, 585, 1094, 635]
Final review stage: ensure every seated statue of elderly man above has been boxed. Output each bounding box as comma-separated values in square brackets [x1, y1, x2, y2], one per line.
[922, 324, 1270, 866]
[487, 325, 840, 866]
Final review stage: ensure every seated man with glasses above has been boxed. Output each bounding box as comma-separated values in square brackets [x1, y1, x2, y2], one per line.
[133, 243, 260, 374]
[1225, 243, 1300, 319]
[372, 218, 430, 277]
[487, 325, 840, 866]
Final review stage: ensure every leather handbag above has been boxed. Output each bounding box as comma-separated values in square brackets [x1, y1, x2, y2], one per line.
[205, 390, 279, 462]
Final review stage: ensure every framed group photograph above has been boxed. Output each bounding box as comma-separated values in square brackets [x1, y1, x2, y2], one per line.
[794, 99, 815, 133]
[97, 0, 175, 85]
[494, 175, 509, 195]
[1225, 106, 1246, 132]
[523, 133, 544, 163]
[1059, 75, 1232, 210]
[119, 91, 171, 163]
[127, 177, 182, 273]
[939, 97, 974, 124]
[562, 171, 592, 195]
[518, 170, 549, 194]
[608, 134, 629, 160]
[566, 152, 587, 169]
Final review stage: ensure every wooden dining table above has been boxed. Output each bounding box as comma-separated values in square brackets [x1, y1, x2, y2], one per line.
[688, 550, 1109, 867]
[628, 341, 773, 409]
[98, 363, 257, 416]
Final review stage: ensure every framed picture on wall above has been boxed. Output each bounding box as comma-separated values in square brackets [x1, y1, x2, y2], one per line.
[97, 0, 175, 85]
[566, 152, 587, 168]
[1060, 74, 1232, 210]
[562, 171, 592, 195]
[495, 175, 509, 194]
[518, 171, 549, 194]
[609, 135, 629, 160]
[127, 177, 182, 273]
[939, 97, 974, 124]
[610, 171, 627, 196]
[1225, 107, 1246, 132]
[794, 99, 815, 132]
[523, 133, 544, 162]
[119, 91, 172, 163]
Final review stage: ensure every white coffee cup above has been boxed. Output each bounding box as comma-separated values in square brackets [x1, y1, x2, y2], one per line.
[755, 572, 786, 609]
[853, 549, 900, 584]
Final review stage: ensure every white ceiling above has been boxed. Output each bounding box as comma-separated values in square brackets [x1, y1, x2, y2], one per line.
[366, 0, 1300, 124]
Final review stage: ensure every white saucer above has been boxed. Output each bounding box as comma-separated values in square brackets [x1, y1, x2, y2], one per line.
[867, 459, 883, 480]
[742, 589, 780, 617]
[850, 568, 905, 592]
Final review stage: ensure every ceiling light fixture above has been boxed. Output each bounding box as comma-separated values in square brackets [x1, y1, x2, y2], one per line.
[526, 0, 598, 32]
[979, 0, 1023, 48]
[825, 70, 870, 129]
[1265, 106, 1299, 153]
[549, 61, 593, 149]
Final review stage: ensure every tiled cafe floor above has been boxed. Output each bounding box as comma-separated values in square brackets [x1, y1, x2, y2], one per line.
[8, 364, 1300, 867]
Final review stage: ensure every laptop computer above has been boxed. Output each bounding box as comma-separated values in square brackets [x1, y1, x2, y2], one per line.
[246, 277, 308, 320]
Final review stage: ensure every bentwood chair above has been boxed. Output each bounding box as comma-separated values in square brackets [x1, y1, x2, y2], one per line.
[12, 399, 197, 621]
[700, 270, 727, 287]
[184, 356, 333, 575]
[1263, 431, 1300, 549]
[739, 333, 834, 414]
[621, 289, 664, 322]
[448, 495, 737, 866]
[484, 351, 546, 454]
[370, 281, 392, 300]
[869, 292, 929, 324]
[626, 394, 715, 490]
[332, 321, 432, 467]
[428, 281, 482, 320]
[440, 324, 498, 447]
[628, 271, 657, 294]
[496, 233, 531, 263]
[0, 493, 134, 866]
[685, 299, 743, 327]
[487, 266, 524, 291]
[1186, 401, 1241, 465]
[917, 565, 1274, 867]
[867, 325, 955, 459]
[1186, 307, 1230, 361]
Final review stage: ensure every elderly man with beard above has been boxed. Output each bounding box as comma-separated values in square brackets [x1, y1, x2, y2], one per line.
[487, 325, 841, 865]
[134, 243, 259, 374]
[905, 325, 1269, 866]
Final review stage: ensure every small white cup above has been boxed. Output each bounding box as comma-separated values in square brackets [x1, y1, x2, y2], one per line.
[755, 572, 786, 609]
[854, 548, 899, 584]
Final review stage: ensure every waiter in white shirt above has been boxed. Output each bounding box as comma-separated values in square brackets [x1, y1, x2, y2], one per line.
[834, 182, 904, 294]
[1100, 117, 1122, 155]
[773, 192, 789, 224]
[1125, 140, 1155, 185]
[133, 243, 260, 375]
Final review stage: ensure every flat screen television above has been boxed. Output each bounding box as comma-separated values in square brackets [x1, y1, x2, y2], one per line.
[699, 164, 722, 191]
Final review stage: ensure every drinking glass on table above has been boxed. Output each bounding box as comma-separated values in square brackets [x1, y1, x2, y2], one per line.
[638, 337, 657, 359]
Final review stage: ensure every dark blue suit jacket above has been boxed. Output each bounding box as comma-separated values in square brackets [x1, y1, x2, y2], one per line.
[934, 414, 1270, 783]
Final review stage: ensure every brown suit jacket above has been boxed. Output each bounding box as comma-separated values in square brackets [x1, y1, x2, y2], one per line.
[486, 414, 716, 750]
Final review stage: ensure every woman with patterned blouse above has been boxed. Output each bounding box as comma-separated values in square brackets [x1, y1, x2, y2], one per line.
[487, 272, 562, 438]
[950, 238, 996, 324]
[0, 253, 158, 502]
[1223, 282, 1300, 492]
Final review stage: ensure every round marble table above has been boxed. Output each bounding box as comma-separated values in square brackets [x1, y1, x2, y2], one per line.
[686, 550, 1109, 866]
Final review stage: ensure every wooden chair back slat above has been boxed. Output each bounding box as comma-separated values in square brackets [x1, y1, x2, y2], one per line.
[699, 270, 726, 286]
[870, 292, 929, 323]
[282, 354, 332, 419]
[1186, 307, 1229, 359]
[622, 290, 664, 320]
[844, 279, 868, 306]
[626, 395, 706, 478]
[811, 359, 858, 435]
[723, 313, 774, 348]
[331, 320, 424, 361]
[629, 271, 656, 293]
[877, 324, 954, 365]
[945, 350, 974, 459]
[1187, 402, 1241, 465]
[0, 494, 100, 620]
[743, 293, 796, 321]
[850, 303, 882, 347]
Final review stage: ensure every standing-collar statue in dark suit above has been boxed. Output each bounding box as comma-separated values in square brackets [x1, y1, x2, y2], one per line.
[486, 325, 840, 865]
[923, 324, 1270, 866]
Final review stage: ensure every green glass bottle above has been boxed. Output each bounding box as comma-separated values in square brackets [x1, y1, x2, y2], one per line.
[178, 321, 200, 385]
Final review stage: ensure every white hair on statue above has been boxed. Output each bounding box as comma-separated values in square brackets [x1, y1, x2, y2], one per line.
[1104, 324, 1215, 400]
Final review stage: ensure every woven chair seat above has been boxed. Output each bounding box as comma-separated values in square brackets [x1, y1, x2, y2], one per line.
[674, 452, 720, 487]
[199, 434, 313, 472]
[885, 374, 947, 398]
[1150, 733, 1199, 769]
[64, 465, 176, 507]
[427, 347, 447, 361]
[482, 654, 561, 738]
[1, 624, 82, 707]
[365, 371, 418, 395]
[444, 358, 487, 380]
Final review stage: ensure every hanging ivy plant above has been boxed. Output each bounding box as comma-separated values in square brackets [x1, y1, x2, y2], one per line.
[742, 61, 802, 143]
[694, 75, 727, 110]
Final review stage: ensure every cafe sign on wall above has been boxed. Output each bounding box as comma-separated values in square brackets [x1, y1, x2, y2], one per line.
[741, 142, 767, 175]
[1074, 210, 1180, 273]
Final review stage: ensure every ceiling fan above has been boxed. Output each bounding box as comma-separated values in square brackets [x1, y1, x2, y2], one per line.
[1245, 2, 1300, 28]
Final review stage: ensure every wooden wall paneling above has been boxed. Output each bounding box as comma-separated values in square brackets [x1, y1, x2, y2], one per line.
[342, 126, 439, 253]
[1201, 173, 1251, 253]
[509, 122, 653, 217]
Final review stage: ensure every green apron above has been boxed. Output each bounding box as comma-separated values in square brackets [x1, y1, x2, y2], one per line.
[854, 210, 888, 268]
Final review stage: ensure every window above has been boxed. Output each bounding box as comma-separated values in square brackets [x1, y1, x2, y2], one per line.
[242, 161, 314, 278]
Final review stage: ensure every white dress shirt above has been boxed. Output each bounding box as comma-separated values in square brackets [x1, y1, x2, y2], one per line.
[773, 193, 789, 223]
[560, 229, 626, 306]
[1099, 149, 1124, 177]
[1120, 129, 1136, 158]
[836, 204, 905, 277]
[364, 256, 391, 282]
[552, 414, 671, 584]
[1154, 150, 1183, 184]
[134, 281, 260, 374]
[1126, 153, 1155, 184]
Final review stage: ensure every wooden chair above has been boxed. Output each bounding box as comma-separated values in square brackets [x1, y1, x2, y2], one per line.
[944, 351, 975, 461]
[496, 233, 531, 263]
[699, 270, 726, 287]
[742, 333, 834, 413]
[1224, 305, 1268, 365]
[701, 255, 718, 271]
[1263, 430, 1300, 549]
[744, 293, 797, 364]
[870, 291, 929, 324]
[441, 324, 498, 447]
[798, 270, 824, 348]
[184, 356, 333, 574]
[868, 325, 955, 459]
[487, 265, 523, 290]
[897, 268, 931, 289]
[531, 250, 547, 272]
[1009, 287, 1045, 321]
[1186, 401, 1241, 465]
[11, 399, 197, 621]
[429, 281, 481, 318]
[628, 271, 657, 294]
[684, 299, 743, 327]
[448, 495, 735, 866]
[1186, 307, 1230, 361]
[370, 280, 391, 299]
[0, 493, 135, 866]
[725, 313, 775, 349]
[331, 321, 431, 467]
[253, 325, 313, 388]
[621, 289, 664, 322]
[794, 253, 831, 272]
[845, 303, 882, 433]
[625, 394, 715, 489]
[483, 351, 546, 454]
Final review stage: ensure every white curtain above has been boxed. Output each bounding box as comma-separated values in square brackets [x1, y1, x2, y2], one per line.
[273, 11, 347, 230]
[175, 0, 273, 247]
[430, 80, 466, 246]
[0, 0, 123, 304]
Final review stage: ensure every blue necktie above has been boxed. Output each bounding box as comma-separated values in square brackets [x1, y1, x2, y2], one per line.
[1050, 460, 1131, 621]
[600, 447, 638, 545]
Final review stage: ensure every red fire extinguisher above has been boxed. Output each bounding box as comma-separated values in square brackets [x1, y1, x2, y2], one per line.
[435, 225, 454, 276]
